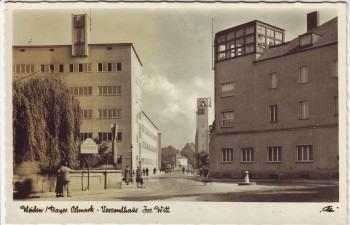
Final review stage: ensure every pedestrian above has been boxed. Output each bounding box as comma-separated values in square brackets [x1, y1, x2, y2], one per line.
[142, 168, 146, 176]
[124, 165, 131, 185]
[136, 167, 144, 188]
[146, 167, 149, 176]
[153, 167, 157, 175]
[55, 164, 63, 197]
[132, 170, 135, 178]
[182, 166, 185, 174]
[60, 162, 73, 197]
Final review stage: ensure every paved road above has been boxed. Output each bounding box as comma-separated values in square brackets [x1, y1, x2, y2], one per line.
[25, 169, 338, 202]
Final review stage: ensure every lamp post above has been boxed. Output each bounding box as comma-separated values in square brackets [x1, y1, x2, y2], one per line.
[130, 144, 133, 171]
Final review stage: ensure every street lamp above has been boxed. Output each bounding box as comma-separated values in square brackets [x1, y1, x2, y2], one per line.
[130, 144, 133, 171]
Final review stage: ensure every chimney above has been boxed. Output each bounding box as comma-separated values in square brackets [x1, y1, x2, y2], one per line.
[307, 11, 319, 31]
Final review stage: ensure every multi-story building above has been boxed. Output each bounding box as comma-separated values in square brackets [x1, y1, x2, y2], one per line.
[195, 97, 211, 154]
[210, 12, 338, 179]
[12, 14, 160, 171]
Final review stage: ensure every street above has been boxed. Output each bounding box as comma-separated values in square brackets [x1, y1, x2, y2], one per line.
[26, 168, 338, 202]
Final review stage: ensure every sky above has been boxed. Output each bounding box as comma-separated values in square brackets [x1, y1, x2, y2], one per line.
[11, 4, 340, 149]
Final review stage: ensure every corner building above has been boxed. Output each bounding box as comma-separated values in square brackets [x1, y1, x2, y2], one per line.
[12, 14, 160, 171]
[210, 12, 338, 179]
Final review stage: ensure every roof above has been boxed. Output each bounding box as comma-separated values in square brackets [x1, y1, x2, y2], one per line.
[255, 17, 337, 62]
[13, 43, 142, 66]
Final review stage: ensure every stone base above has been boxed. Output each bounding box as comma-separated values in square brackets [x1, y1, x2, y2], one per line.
[238, 182, 256, 185]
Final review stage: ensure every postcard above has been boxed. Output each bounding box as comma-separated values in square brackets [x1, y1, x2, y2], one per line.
[2, 1, 347, 224]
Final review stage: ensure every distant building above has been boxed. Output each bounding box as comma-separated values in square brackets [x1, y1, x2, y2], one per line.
[210, 12, 338, 179]
[12, 14, 160, 171]
[195, 98, 211, 154]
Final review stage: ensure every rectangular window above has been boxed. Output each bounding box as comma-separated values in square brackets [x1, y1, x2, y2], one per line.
[98, 109, 121, 118]
[269, 105, 278, 123]
[221, 148, 233, 162]
[98, 63, 103, 72]
[98, 132, 113, 142]
[69, 64, 74, 73]
[333, 59, 338, 78]
[257, 25, 266, 34]
[78, 64, 83, 72]
[98, 86, 121, 95]
[117, 132, 122, 141]
[267, 146, 282, 162]
[107, 63, 112, 72]
[98, 62, 115, 72]
[275, 31, 283, 40]
[242, 148, 254, 162]
[245, 26, 254, 35]
[269, 72, 278, 89]
[49, 64, 54, 72]
[334, 96, 338, 116]
[69, 86, 92, 96]
[221, 81, 234, 97]
[80, 109, 92, 119]
[245, 44, 254, 53]
[299, 100, 309, 119]
[299, 66, 309, 83]
[222, 111, 234, 127]
[59, 64, 64, 73]
[13, 64, 35, 74]
[116, 63, 122, 71]
[297, 145, 313, 162]
[80, 133, 92, 142]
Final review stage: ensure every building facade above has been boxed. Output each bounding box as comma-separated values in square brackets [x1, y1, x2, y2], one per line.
[12, 14, 160, 171]
[195, 97, 211, 154]
[210, 12, 338, 179]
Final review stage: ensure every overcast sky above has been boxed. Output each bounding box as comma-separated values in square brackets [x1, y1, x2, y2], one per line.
[12, 4, 339, 149]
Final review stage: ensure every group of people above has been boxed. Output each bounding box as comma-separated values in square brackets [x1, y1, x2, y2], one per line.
[123, 166, 158, 188]
[55, 162, 73, 197]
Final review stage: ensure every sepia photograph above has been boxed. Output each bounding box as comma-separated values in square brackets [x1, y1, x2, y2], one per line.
[2, 1, 347, 224]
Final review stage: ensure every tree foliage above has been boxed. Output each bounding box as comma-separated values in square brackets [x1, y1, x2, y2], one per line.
[180, 143, 195, 165]
[195, 151, 209, 168]
[13, 76, 81, 172]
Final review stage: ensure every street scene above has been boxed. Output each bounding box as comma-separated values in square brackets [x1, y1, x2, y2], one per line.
[9, 4, 343, 210]
[23, 167, 338, 202]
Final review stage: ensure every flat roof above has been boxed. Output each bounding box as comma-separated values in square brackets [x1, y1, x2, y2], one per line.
[13, 43, 142, 66]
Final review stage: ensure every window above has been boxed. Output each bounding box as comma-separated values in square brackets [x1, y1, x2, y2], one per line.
[98, 132, 113, 142]
[333, 59, 338, 78]
[80, 109, 92, 119]
[299, 100, 309, 119]
[297, 145, 313, 162]
[221, 148, 233, 162]
[266, 28, 275, 37]
[245, 44, 254, 53]
[222, 111, 234, 127]
[241, 148, 254, 162]
[98, 62, 119, 72]
[69, 63, 91, 73]
[245, 35, 254, 44]
[117, 132, 122, 141]
[221, 81, 234, 97]
[257, 25, 266, 34]
[269, 105, 278, 123]
[245, 26, 254, 35]
[275, 31, 283, 40]
[13, 64, 34, 74]
[98, 109, 121, 118]
[334, 96, 338, 116]
[98, 86, 121, 95]
[116, 63, 122, 71]
[69, 86, 92, 96]
[299, 66, 309, 83]
[267, 146, 282, 162]
[59, 64, 64, 73]
[269, 72, 278, 89]
[80, 133, 92, 142]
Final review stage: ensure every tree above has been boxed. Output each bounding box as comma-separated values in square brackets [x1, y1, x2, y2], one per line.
[161, 145, 177, 168]
[195, 151, 209, 169]
[13, 76, 81, 172]
[180, 143, 195, 165]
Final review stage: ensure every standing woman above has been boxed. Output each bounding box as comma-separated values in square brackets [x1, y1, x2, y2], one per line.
[124, 165, 131, 185]
[55, 164, 63, 197]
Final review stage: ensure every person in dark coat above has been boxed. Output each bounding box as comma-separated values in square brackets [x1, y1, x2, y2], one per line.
[145, 167, 149, 176]
[142, 168, 146, 176]
[182, 166, 185, 174]
[124, 165, 131, 185]
[136, 167, 144, 188]
[153, 167, 157, 175]
[55, 164, 63, 197]
[60, 162, 73, 197]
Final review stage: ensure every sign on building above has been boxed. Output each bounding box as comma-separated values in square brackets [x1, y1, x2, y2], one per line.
[81, 138, 98, 154]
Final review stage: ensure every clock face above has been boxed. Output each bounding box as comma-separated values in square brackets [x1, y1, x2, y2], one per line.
[299, 34, 312, 46]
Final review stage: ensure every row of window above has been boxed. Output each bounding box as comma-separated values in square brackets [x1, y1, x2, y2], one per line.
[13, 62, 122, 74]
[141, 124, 158, 141]
[142, 141, 158, 153]
[221, 61, 338, 98]
[221, 145, 313, 163]
[80, 109, 122, 119]
[69, 86, 122, 96]
[80, 132, 122, 142]
[221, 97, 338, 127]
